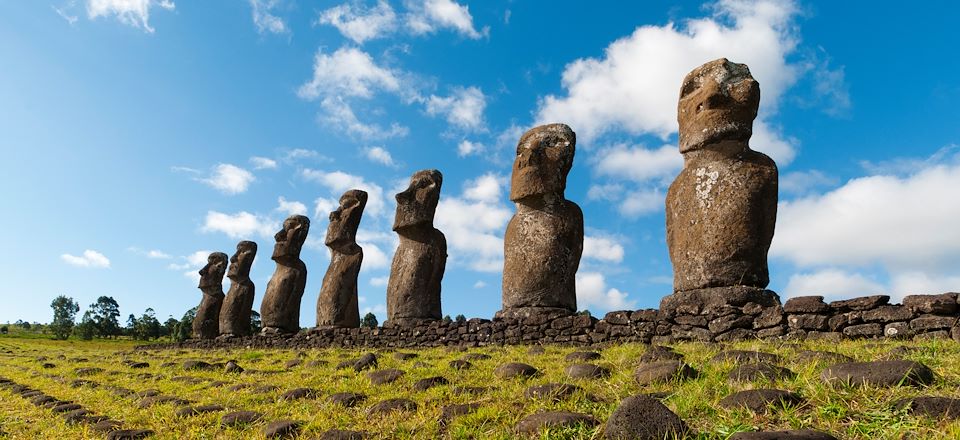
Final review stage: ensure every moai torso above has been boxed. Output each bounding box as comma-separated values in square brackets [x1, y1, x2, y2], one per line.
[192, 252, 227, 339]
[317, 190, 368, 328]
[260, 215, 310, 334]
[385, 170, 447, 326]
[219, 241, 257, 336]
[665, 59, 778, 293]
[499, 124, 583, 318]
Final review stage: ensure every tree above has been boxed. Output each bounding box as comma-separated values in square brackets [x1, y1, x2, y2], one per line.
[74, 311, 96, 340]
[87, 296, 121, 338]
[172, 306, 197, 342]
[250, 310, 262, 335]
[361, 312, 378, 328]
[0, 326, 8, 334]
[50, 296, 79, 340]
[162, 317, 178, 338]
[455, 314, 466, 324]
[131, 308, 161, 341]
[125, 314, 137, 336]
[16, 320, 31, 330]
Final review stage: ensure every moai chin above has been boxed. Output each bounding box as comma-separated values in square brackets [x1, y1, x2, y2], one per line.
[218, 241, 257, 337]
[316, 189, 368, 328]
[259, 215, 310, 334]
[497, 123, 584, 320]
[660, 58, 780, 332]
[385, 170, 447, 327]
[192, 252, 228, 339]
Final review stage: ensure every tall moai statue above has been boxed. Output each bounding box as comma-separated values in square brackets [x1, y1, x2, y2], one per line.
[497, 123, 584, 320]
[260, 215, 310, 334]
[385, 170, 447, 327]
[660, 58, 781, 338]
[316, 189, 368, 328]
[218, 240, 257, 337]
[192, 252, 228, 339]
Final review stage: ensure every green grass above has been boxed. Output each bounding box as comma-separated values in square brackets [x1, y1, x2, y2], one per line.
[1, 337, 960, 439]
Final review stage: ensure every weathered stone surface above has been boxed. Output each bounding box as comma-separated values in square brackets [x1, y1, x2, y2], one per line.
[727, 363, 795, 383]
[893, 396, 960, 419]
[106, 429, 154, 440]
[367, 369, 405, 385]
[843, 323, 883, 338]
[495, 362, 539, 379]
[386, 170, 446, 326]
[280, 387, 318, 401]
[524, 383, 581, 401]
[193, 252, 228, 339]
[353, 353, 378, 371]
[219, 241, 257, 337]
[634, 361, 698, 384]
[783, 296, 830, 314]
[329, 392, 366, 407]
[730, 430, 838, 439]
[182, 360, 214, 371]
[719, 389, 804, 412]
[711, 350, 781, 364]
[175, 404, 224, 417]
[910, 315, 957, 331]
[317, 190, 367, 328]
[393, 352, 418, 361]
[639, 346, 683, 363]
[220, 411, 262, 427]
[263, 420, 301, 438]
[565, 351, 601, 362]
[565, 363, 610, 379]
[829, 295, 889, 311]
[498, 124, 582, 319]
[861, 305, 913, 323]
[821, 360, 935, 386]
[903, 293, 958, 315]
[667, 60, 775, 292]
[884, 322, 912, 339]
[787, 314, 829, 331]
[318, 429, 367, 440]
[604, 395, 688, 440]
[224, 360, 243, 373]
[516, 411, 597, 435]
[260, 215, 310, 334]
[413, 376, 448, 391]
[449, 359, 473, 370]
[795, 351, 853, 364]
[709, 314, 754, 334]
[367, 398, 417, 416]
[660, 287, 780, 318]
[440, 403, 481, 426]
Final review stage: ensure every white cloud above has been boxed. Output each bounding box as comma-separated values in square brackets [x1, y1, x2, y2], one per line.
[86, 0, 175, 33]
[619, 189, 663, 217]
[457, 139, 484, 157]
[783, 268, 885, 302]
[473, 280, 487, 289]
[61, 249, 111, 269]
[250, 156, 278, 170]
[319, 97, 410, 140]
[583, 235, 625, 263]
[425, 86, 487, 131]
[405, 0, 487, 39]
[319, 0, 397, 44]
[54, 4, 79, 25]
[302, 169, 387, 217]
[249, 0, 287, 34]
[779, 169, 837, 196]
[299, 47, 401, 100]
[462, 173, 504, 203]
[535, 0, 802, 164]
[313, 197, 340, 219]
[276, 197, 307, 216]
[889, 272, 960, 300]
[575, 272, 636, 313]
[201, 211, 275, 239]
[435, 175, 512, 272]
[146, 250, 171, 259]
[358, 242, 389, 269]
[363, 146, 396, 167]
[594, 144, 682, 182]
[370, 276, 389, 287]
[200, 164, 255, 195]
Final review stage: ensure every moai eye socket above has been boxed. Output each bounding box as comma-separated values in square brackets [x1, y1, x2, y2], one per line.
[680, 77, 700, 99]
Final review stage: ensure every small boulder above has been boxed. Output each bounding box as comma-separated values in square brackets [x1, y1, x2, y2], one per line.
[182, 360, 214, 371]
[329, 392, 366, 407]
[634, 361, 697, 385]
[353, 353, 378, 371]
[893, 396, 960, 419]
[367, 369, 405, 385]
[440, 403, 481, 426]
[280, 388, 319, 401]
[523, 383, 581, 401]
[821, 360, 935, 387]
[639, 346, 683, 363]
[175, 404, 225, 417]
[727, 363, 795, 383]
[263, 420, 301, 438]
[565, 363, 611, 379]
[367, 398, 417, 416]
[711, 350, 781, 364]
[565, 351, 601, 362]
[413, 376, 448, 391]
[494, 362, 539, 379]
[604, 395, 687, 439]
[719, 389, 804, 413]
[730, 430, 838, 440]
[393, 352, 418, 361]
[318, 429, 366, 440]
[106, 429, 154, 440]
[516, 411, 598, 435]
[220, 411, 263, 427]
[449, 360, 473, 370]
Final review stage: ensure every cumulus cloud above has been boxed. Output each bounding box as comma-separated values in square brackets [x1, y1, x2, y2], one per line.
[358, 242, 390, 269]
[299, 47, 402, 100]
[620, 189, 664, 217]
[594, 144, 682, 182]
[128, 247, 172, 259]
[462, 173, 504, 203]
[61, 250, 111, 268]
[425, 86, 487, 131]
[779, 169, 837, 196]
[576, 272, 636, 313]
[201, 211, 275, 239]
[370, 276, 389, 287]
[302, 169, 387, 217]
[363, 146, 397, 167]
[249, 0, 287, 34]
[783, 268, 885, 302]
[200, 164, 255, 195]
[457, 139, 484, 157]
[86, 0, 175, 33]
[319, 0, 397, 44]
[276, 197, 308, 216]
[405, 0, 487, 39]
[535, 0, 803, 165]
[435, 174, 512, 272]
[249, 156, 278, 170]
[583, 235, 625, 263]
[319, 97, 410, 140]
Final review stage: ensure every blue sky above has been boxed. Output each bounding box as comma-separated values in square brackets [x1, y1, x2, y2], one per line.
[2, 0, 959, 325]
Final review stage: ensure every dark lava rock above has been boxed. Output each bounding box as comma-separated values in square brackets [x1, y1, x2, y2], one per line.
[329, 392, 366, 407]
[137, 396, 190, 408]
[453, 386, 488, 395]
[52, 403, 83, 413]
[367, 398, 417, 416]
[821, 360, 935, 386]
[730, 430, 838, 439]
[106, 429, 154, 439]
[830, 295, 889, 311]
[136, 389, 160, 398]
[527, 346, 546, 355]
[62, 408, 91, 423]
[220, 410, 263, 427]
[75, 367, 103, 376]
[711, 350, 781, 364]
[280, 387, 319, 401]
[413, 376, 448, 391]
[461, 353, 492, 361]
[516, 411, 598, 434]
[224, 360, 244, 374]
[182, 360, 214, 371]
[318, 429, 366, 440]
[284, 359, 302, 369]
[367, 369, 405, 385]
[795, 350, 853, 364]
[42, 363, 56, 369]
[129, 362, 149, 369]
[903, 293, 958, 315]
[393, 352, 418, 361]
[91, 420, 123, 433]
[31, 395, 57, 406]
[524, 383, 582, 401]
[306, 360, 328, 368]
[727, 363, 796, 383]
[494, 362, 539, 379]
[783, 296, 831, 314]
[639, 346, 683, 363]
[440, 403, 481, 426]
[565, 363, 611, 379]
[634, 361, 697, 385]
[893, 396, 960, 419]
[354, 353, 378, 371]
[449, 359, 473, 370]
[263, 420, 301, 438]
[604, 395, 687, 439]
[176, 404, 225, 417]
[719, 389, 805, 413]
[565, 351, 601, 362]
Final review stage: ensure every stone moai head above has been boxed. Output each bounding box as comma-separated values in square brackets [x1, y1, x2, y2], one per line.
[198, 252, 228, 288]
[510, 123, 576, 202]
[326, 189, 368, 249]
[677, 58, 760, 154]
[272, 215, 310, 261]
[227, 241, 257, 281]
[393, 170, 443, 232]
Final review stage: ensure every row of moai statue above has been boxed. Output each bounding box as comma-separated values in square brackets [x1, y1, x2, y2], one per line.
[191, 58, 780, 338]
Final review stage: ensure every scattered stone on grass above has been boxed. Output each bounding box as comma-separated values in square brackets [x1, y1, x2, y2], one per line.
[367, 369, 405, 385]
[367, 398, 417, 416]
[893, 396, 960, 419]
[440, 403, 481, 426]
[516, 411, 598, 435]
[634, 361, 697, 384]
[413, 376, 448, 391]
[353, 353, 378, 371]
[284, 359, 302, 369]
[318, 429, 366, 440]
[453, 386, 488, 395]
[220, 410, 263, 427]
[263, 420, 301, 438]
[727, 363, 795, 383]
[106, 429, 155, 440]
[393, 352, 418, 361]
[137, 396, 191, 408]
[62, 408, 91, 423]
[449, 360, 473, 370]
[494, 362, 539, 379]
[329, 392, 366, 407]
[795, 351, 853, 364]
[526, 346, 545, 355]
[711, 350, 781, 364]
[461, 353, 491, 361]
[639, 346, 683, 363]
[51, 403, 82, 413]
[730, 430, 838, 440]
[524, 383, 581, 401]
[224, 360, 244, 373]
[719, 389, 805, 413]
[605, 395, 688, 439]
[821, 360, 935, 386]
[565, 363, 611, 379]
[91, 420, 123, 433]
[176, 404, 225, 417]
[565, 351, 601, 362]
[281, 388, 319, 401]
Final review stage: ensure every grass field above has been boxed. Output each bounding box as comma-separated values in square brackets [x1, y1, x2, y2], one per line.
[1, 336, 959, 439]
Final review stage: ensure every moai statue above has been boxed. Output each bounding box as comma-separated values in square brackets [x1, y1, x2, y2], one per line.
[259, 215, 310, 334]
[218, 240, 257, 337]
[192, 252, 228, 339]
[316, 189, 368, 328]
[497, 123, 583, 320]
[385, 170, 446, 326]
[660, 59, 780, 337]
